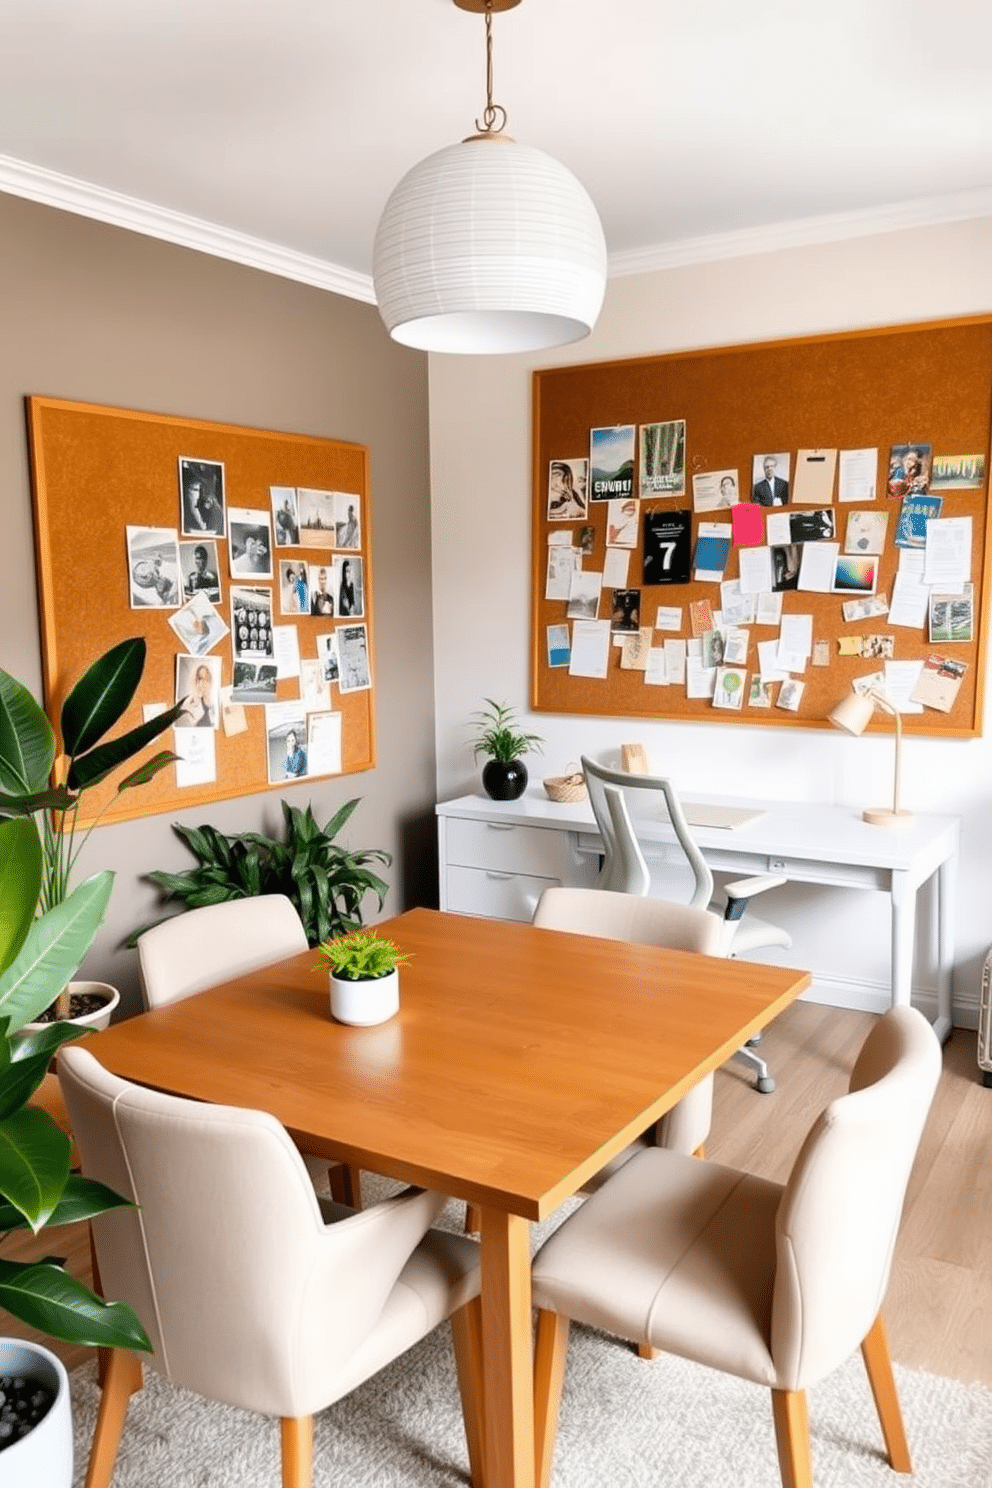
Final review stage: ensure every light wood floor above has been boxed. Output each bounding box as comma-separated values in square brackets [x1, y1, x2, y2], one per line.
[4, 1002, 991, 1386]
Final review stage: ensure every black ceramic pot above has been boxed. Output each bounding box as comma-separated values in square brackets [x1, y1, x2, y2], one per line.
[482, 759, 528, 801]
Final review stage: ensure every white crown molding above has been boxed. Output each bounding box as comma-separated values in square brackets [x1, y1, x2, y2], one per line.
[0, 153, 377, 304]
[608, 185, 992, 278]
[3, 151, 991, 300]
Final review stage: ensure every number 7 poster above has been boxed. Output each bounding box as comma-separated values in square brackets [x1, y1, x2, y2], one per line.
[643, 509, 691, 585]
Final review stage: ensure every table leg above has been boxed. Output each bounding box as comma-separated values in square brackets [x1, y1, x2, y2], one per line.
[933, 854, 956, 1045]
[479, 1207, 535, 1488]
[889, 869, 915, 1011]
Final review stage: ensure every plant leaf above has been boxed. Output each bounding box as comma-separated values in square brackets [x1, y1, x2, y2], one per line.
[320, 796, 361, 842]
[0, 1258, 152, 1350]
[116, 750, 181, 791]
[0, 1174, 135, 1232]
[0, 1104, 71, 1230]
[0, 1023, 94, 1118]
[60, 637, 146, 757]
[67, 702, 187, 792]
[0, 784, 75, 817]
[0, 819, 42, 977]
[0, 670, 56, 794]
[0, 871, 114, 1031]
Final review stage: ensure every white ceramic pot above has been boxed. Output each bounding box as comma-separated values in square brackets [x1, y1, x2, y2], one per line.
[330, 969, 400, 1026]
[0, 1339, 72, 1487]
[23, 981, 119, 1037]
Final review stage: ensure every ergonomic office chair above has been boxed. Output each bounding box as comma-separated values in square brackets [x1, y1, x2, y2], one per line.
[581, 755, 791, 1092]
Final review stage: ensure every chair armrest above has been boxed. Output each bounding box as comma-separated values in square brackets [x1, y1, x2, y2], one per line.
[723, 874, 786, 922]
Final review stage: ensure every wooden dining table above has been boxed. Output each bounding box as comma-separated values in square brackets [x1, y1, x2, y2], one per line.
[89, 906, 811, 1488]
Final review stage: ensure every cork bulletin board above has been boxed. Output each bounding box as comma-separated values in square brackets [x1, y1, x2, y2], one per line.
[27, 397, 376, 826]
[531, 316, 992, 737]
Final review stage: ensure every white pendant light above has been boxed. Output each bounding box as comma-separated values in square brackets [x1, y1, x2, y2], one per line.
[372, 0, 607, 355]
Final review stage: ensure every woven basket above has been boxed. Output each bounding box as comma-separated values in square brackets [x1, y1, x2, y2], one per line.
[542, 770, 587, 804]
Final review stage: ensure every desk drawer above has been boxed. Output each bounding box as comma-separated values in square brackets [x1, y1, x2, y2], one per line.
[445, 865, 558, 922]
[444, 816, 568, 876]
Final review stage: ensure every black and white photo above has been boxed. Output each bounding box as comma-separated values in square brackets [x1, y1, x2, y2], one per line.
[126, 525, 182, 608]
[270, 486, 300, 546]
[179, 457, 225, 536]
[334, 492, 362, 549]
[175, 654, 221, 729]
[179, 539, 221, 602]
[338, 624, 371, 693]
[332, 554, 364, 617]
[228, 509, 273, 579]
[230, 585, 273, 659]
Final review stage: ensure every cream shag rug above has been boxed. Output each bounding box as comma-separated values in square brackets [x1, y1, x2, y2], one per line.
[69, 1182, 992, 1487]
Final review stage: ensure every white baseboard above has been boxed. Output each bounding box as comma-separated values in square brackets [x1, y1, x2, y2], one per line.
[802, 974, 978, 1031]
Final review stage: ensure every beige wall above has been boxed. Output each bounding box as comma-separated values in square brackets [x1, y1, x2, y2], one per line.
[0, 191, 436, 1014]
[428, 217, 992, 1024]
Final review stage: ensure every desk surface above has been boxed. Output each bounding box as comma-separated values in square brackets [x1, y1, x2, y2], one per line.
[89, 907, 810, 1221]
[437, 789, 959, 874]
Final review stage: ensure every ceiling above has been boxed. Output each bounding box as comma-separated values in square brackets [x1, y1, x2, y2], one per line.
[1, 0, 990, 305]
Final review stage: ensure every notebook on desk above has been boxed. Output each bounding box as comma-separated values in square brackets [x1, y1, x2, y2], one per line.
[680, 802, 766, 830]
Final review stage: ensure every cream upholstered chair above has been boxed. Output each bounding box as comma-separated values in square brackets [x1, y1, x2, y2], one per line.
[58, 1046, 484, 1488]
[531, 1006, 941, 1488]
[137, 894, 361, 1205]
[533, 886, 725, 1160]
[581, 755, 790, 1092]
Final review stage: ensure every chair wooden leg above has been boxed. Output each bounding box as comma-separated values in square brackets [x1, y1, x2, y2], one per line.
[464, 1202, 481, 1235]
[637, 1342, 659, 1360]
[280, 1416, 313, 1488]
[861, 1313, 912, 1473]
[84, 1348, 143, 1488]
[328, 1162, 363, 1208]
[88, 1227, 111, 1389]
[692, 1144, 706, 1159]
[771, 1389, 813, 1488]
[533, 1309, 570, 1488]
[450, 1297, 486, 1488]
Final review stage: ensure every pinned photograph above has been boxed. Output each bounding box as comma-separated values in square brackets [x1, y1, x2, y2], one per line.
[266, 702, 308, 784]
[777, 679, 805, 712]
[929, 455, 985, 491]
[639, 419, 686, 497]
[909, 654, 966, 712]
[750, 453, 790, 506]
[270, 487, 300, 547]
[230, 585, 273, 659]
[886, 443, 932, 499]
[231, 660, 277, 705]
[547, 459, 589, 520]
[316, 631, 340, 685]
[833, 554, 878, 594]
[228, 508, 273, 579]
[179, 457, 225, 537]
[929, 585, 974, 644]
[334, 493, 362, 549]
[547, 623, 570, 668]
[175, 654, 221, 729]
[578, 524, 595, 556]
[179, 539, 222, 602]
[168, 591, 230, 657]
[610, 588, 641, 633]
[747, 676, 773, 707]
[126, 526, 182, 608]
[771, 544, 801, 592]
[338, 624, 372, 693]
[692, 469, 739, 511]
[279, 560, 310, 616]
[566, 570, 602, 621]
[297, 487, 338, 546]
[713, 666, 747, 710]
[590, 426, 636, 501]
[789, 509, 835, 543]
[309, 563, 336, 617]
[332, 555, 364, 618]
[300, 658, 331, 711]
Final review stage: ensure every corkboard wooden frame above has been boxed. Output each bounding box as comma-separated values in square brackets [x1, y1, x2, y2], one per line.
[531, 316, 992, 737]
[27, 396, 376, 826]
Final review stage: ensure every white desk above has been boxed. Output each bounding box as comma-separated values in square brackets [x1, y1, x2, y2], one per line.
[436, 790, 959, 1042]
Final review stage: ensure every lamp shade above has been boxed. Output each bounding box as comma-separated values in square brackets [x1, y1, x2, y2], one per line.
[827, 692, 876, 736]
[372, 136, 608, 354]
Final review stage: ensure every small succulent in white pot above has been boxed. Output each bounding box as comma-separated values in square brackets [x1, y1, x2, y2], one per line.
[318, 930, 410, 1026]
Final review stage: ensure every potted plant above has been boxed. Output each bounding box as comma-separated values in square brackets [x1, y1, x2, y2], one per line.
[127, 797, 391, 948]
[318, 929, 410, 1026]
[0, 639, 184, 1024]
[470, 699, 544, 802]
[0, 815, 153, 1484]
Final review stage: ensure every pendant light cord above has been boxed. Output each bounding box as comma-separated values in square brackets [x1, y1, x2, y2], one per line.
[475, 0, 508, 134]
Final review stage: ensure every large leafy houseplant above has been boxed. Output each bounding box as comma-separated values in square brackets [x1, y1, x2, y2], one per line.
[0, 813, 151, 1354]
[0, 639, 183, 1018]
[129, 798, 391, 949]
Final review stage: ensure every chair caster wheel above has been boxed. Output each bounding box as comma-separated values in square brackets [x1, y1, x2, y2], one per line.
[982, 1069, 992, 1088]
[756, 1077, 776, 1094]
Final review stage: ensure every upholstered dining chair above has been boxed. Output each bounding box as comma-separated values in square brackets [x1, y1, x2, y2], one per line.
[58, 1045, 485, 1488]
[137, 894, 362, 1205]
[530, 1005, 941, 1488]
[581, 754, 790, 1092]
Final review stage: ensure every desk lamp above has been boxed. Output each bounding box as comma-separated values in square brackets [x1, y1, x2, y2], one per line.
[828, 689, 913, 828]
